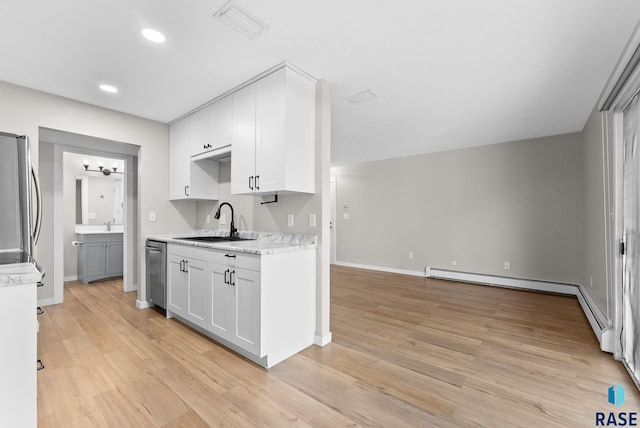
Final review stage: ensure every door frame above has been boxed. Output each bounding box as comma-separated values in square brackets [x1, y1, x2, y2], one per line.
[330, 176, 336, 264]
[42, 127, 139, 305]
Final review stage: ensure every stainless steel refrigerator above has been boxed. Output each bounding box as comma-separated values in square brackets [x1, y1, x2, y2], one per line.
[0, 132, 42, 267]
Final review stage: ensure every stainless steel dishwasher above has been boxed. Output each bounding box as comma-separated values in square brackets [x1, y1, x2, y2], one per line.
[145, 239, 166, 311]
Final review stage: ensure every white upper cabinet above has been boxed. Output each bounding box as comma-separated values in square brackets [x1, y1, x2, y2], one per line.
[231, 84, 257, 194]
[169, 116, 220, 201]
[231, 65, 316, 195]
[189, 95, 234, 157]
[169, 63, 315, 199]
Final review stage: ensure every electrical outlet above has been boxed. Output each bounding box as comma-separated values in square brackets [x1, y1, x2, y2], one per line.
[148, 211, 156, 222]
[309, 213, 316, 227]
[287, 214, 294, 227]
[219, 213, 226, 225]
[343, 203, 349, 211]
[343, 213, 349, 220]
[409, 252, 414, 259]
[206, 214, 211, 224]
[504, 261, 510, 271]
[88, 212, 96, 220]
[590, 276, 593, 287]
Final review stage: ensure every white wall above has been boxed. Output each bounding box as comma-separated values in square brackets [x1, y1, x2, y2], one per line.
[0, 81, 194, 303]
[331, 133, 585, 284]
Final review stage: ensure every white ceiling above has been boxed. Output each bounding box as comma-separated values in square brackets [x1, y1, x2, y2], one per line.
[1, 1, 639, 165]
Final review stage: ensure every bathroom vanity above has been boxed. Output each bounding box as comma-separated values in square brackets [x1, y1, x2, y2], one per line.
[76, 230, 123, 284]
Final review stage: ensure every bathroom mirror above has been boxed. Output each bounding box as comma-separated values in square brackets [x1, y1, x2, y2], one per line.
[75, 174, 124, 225]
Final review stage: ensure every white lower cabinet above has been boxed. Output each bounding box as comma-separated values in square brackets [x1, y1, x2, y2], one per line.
[167, 251, 208, 329]
[208, 257, 262, 355]
[166, 243, 315, 368]
[0, 283, 37, 428]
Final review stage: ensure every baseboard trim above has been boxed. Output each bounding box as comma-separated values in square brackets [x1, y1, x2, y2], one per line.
[576, 285, 613, 352]
[314, 333, 332, 347]
[426, 267, 579, 295]
[333, 261, 425, 278]
[136, 300, 152, 309]
[63, 275, 78, 282]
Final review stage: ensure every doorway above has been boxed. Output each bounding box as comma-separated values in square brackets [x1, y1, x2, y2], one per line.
[39, 127, 139, 305]
[64, 152, 126, 284]
[330, 177, 336, 264]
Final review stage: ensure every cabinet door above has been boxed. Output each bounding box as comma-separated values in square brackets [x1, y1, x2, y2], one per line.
[186, 257, 208, 328]
[105, 241, 123, 276]
[208, 263, 232, 341]
[84, 242, 107, 279]
[255, 68, 285, 193]
[169, 117, 191, 200]
[231, 84, 257, 195]
[210, 96, 233, 151]
[190, 105, 212, 156]
[232, 267, 261, 355]
[0, 283, 37, 427]
[167, 254, 187, 317]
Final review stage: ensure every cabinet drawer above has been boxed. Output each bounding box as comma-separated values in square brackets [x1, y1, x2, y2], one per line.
[167, 243, 210, 261]
[211, 251, 260, 272]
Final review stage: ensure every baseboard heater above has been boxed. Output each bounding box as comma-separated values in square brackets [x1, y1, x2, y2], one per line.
[425, 267, 613, 352]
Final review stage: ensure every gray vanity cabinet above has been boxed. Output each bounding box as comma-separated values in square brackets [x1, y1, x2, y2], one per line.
[77, 233, 123, 284]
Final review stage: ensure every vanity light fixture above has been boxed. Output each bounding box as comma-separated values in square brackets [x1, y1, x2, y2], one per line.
[213, 1, 270, 39]
[142, 28, 166, 44]
[83, 159, 123, 176]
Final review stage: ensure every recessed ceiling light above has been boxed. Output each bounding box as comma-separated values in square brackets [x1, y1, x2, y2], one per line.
[142, 28, 166, 44]
[346, 89, 378, 105]
[213, 1, 269, 40]
[99, 84, 118, 93]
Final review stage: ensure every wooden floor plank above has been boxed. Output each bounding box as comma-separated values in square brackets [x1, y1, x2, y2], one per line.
[36, 269, 640, 427]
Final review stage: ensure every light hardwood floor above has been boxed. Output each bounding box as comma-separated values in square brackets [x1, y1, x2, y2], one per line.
[37, 266, 638, 427]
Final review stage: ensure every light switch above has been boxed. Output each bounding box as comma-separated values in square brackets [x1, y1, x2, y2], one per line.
[88, 212, 96, 220]
[287, 214, 294, 227]
[343, 213, 349, 220]
[309, 213, 316, 227]
[148, 211, 156, 222]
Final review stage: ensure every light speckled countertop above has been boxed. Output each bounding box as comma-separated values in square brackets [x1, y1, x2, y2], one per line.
[147, 230, 317, 255]
[0, 263, 43, 287]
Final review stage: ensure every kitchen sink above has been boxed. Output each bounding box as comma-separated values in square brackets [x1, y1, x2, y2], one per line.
[176, 236, 256, 243]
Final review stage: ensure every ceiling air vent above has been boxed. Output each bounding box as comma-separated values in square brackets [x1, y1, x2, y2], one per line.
[213, 1, 270, 40]
[346, 89, 378, 105]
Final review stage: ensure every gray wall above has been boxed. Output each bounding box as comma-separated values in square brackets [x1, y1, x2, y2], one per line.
[331, 133, 585, 284]
[0, 81, 194, 303]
